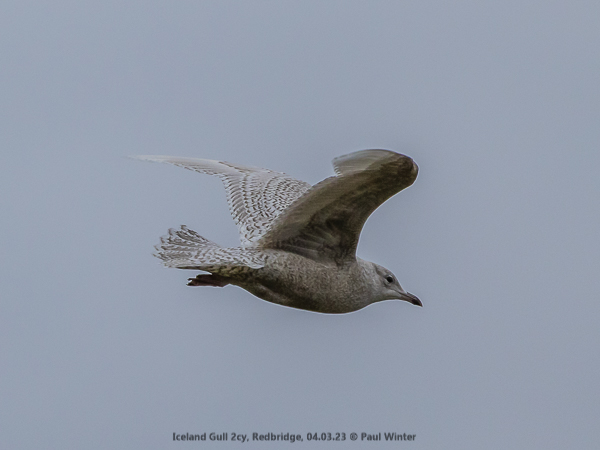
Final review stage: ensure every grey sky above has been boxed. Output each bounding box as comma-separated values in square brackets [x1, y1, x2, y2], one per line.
[2, 1, 599, 449]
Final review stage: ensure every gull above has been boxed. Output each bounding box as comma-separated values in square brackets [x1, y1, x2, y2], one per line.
[135, 149, 421, 313]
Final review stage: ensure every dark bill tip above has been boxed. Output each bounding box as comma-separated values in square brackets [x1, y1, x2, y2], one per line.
[402, 292, 422, 307]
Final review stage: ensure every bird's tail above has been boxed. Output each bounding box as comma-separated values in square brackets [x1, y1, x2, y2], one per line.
[154, 226, 266, 273]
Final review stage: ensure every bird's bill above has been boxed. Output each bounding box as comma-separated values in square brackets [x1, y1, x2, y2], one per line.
[399, 292, 422, 307]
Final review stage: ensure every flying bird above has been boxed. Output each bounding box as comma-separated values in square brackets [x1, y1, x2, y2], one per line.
[135, 149, 421, 313]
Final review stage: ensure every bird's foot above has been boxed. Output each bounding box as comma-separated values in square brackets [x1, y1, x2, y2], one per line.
[187, 274, 229, 287]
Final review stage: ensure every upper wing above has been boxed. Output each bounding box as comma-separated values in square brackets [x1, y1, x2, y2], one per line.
[133, 155, 311, 246]
[257, 150, 418, 263]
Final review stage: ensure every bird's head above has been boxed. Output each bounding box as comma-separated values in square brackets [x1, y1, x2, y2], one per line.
[364, 261, 422, 307]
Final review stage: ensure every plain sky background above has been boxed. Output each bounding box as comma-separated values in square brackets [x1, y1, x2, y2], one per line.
[2, 1, 599, 449]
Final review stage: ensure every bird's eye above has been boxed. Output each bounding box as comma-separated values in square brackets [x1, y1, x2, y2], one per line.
[385, 275, 394, 283]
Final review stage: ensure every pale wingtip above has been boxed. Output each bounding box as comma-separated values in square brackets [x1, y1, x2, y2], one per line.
[128, 155, 174, 163]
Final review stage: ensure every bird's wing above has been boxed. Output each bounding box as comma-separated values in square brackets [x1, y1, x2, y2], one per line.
[133, 156, 311, 246]
[257, 150, 418, 263]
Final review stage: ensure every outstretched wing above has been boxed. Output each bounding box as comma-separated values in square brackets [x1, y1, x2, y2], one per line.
[133, 156, 311, 246]
[258, 150, 418, 264]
